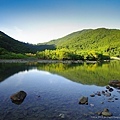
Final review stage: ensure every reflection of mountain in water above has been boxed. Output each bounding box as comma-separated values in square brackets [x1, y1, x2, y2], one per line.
[0, 61, 120, 86]
[0, 63, 35, 82]
[37, 61, 120, 86]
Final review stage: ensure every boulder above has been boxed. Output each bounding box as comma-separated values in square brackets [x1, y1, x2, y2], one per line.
[79, 96, 88, 104]
[109, 80, 120, 87]
[10, 91, 27, 105]
[109, 88, 114, 92]
[102, 108, 112, 117]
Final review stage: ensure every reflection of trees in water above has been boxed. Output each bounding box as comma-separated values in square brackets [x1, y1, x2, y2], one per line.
[37, 61, 120, 86]
[0, 63, 34, 82]
[0, 61, 120, 86]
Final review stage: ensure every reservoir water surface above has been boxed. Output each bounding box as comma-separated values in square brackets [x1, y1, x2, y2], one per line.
[0, 61, 120, 120]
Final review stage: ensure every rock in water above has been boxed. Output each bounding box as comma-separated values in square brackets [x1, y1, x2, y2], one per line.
[79, 96, 88, 104]
[106, 85, 110, 89]
[90, 94, 95, 97]
[102, 108, 112, 117]
[109, 87, 114, 92]
[109, 80, 120, 88]
[10, 91, 27, 105]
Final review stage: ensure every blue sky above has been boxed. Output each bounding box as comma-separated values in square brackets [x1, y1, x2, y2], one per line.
[0, 0, 120, 44]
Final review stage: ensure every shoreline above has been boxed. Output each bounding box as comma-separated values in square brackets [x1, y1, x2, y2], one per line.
[0, 59, 110, 64]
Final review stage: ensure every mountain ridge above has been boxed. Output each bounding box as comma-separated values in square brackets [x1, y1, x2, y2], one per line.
[0, 31, 55, 54]
[38, 28, 120, 57]
[0, 28, 120, 58]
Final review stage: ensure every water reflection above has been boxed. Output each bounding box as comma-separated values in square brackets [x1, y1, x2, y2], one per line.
[0, 61, 120, 120]
[0, 60, 120, 86]
[37, 61, 120, 86]
[0, 63, 34, 82]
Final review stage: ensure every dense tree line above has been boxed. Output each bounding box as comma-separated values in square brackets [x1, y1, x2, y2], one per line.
[36, 48, 110, 61]
[0, 47, 27, 59]
[0, 28, 120, 59]
[43, 28, 120, 57]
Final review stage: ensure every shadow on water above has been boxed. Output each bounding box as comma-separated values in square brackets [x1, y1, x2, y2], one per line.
[0, 63, 35, 82]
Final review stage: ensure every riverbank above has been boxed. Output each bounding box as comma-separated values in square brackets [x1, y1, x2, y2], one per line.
[0, 59, 110, 64]
[0, 59, 84, 63]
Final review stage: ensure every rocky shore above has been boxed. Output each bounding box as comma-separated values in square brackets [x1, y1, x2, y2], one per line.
[78, 80, 120, 117]
[0, 59, 105, 64]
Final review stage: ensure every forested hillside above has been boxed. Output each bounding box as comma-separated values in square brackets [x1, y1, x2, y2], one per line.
[0, 31, 35, 53]
[41, 28, 120, 57]
[0, 28, 120, 60]
[37, 28, 120, 60]
[0, 31, 55, 53]
[0, 31, 55, 59]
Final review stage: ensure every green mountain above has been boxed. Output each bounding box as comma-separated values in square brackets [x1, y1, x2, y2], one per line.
[40, 28, 120, 57]
[0, 31, 55, 54]
[0, 28, 120, 59]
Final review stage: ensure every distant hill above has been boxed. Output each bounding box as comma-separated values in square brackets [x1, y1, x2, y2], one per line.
[0, 31, 55, 54]
[40, 28, 120, 56]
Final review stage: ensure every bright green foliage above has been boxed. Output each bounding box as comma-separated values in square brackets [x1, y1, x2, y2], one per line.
[0, 47, 27, 59]
[43, 28, 120, 57]
[36, 48, 110, 61]
[0, 28, 120, 59]
[37, 60, 120, 86]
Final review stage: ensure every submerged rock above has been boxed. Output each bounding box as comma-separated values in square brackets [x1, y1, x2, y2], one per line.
[109, 80, 120, 88]
[96, 91, 101, 96]
[109, 88, 114, 92]
[101, 108, 112, 117]
[90, 94, 95, 97]
[59, 114, 65, 119]
[105, 92, 111, 97]
[10, 91, 27, 105]
[115, 98, 119, 100]
[79, 96, 88, 104]
[102, 91, 105, 94]
[96, 111, 102, 116]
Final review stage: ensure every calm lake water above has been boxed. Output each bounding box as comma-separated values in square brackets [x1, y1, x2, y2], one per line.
[0, 60, 120, 120]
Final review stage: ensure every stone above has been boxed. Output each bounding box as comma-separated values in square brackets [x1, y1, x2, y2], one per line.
[59, 114, 65, 119]
[109, 88, 114, 92]
[105, 92, 111, 97]
[115, 98, 118, 100]
[101, 102, 104, 104]
[90, 94, 95, 97]
[105, 90, 108, 92]
[106, 85, 110, 89]
[79, 96, 88, 104]
[102, 108, 112, 117]
[10, 91, 27, 105]
[102, 91, 105, 94]
[97, 111, 102, 116]
[108, 100, 114, 102]
[108, 97, 113, 100]
[97, 92, 101, 96]
[109, 80, 120, 88]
